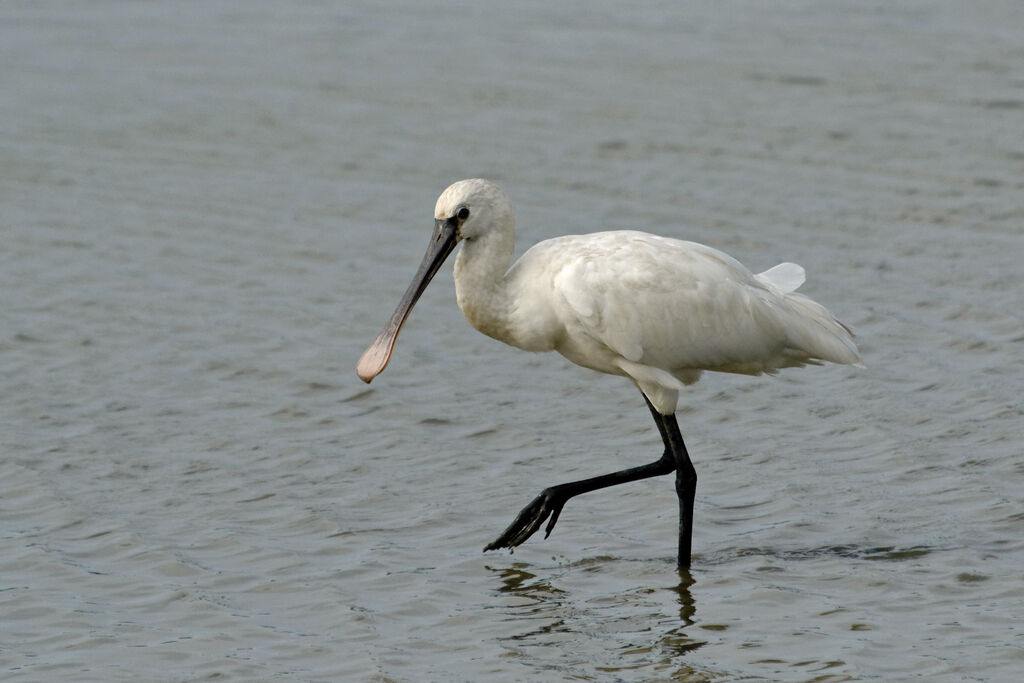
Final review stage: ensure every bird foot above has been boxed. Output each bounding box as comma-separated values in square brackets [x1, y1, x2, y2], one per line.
[483, 487, 566, 552]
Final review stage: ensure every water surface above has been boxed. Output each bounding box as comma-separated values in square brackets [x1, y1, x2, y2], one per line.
[3, 1, 1023, 680]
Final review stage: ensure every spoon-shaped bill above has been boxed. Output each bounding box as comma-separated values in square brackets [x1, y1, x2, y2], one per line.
[357, 218, 459, 383]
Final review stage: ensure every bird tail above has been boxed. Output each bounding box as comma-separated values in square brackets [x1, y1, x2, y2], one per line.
[757, 262, 863, 368]
[757, 262, 805, 293]
[781, 291, 864, 368]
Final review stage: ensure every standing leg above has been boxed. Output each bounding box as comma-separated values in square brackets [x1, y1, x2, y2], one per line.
[484, 393, 698, 569]
[648, 400, 697, 568]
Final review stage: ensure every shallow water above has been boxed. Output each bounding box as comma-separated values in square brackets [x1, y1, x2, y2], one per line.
[4, 1, 1023, 681]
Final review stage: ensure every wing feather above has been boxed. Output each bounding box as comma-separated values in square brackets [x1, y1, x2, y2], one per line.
[509, 230, 860, 413]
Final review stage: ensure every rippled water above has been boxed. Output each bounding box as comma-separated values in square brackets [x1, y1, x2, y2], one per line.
[4, 1, 1023, 681]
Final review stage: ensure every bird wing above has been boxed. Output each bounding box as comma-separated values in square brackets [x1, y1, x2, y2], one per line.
[554, 233, 760, 364]
[538, 231, 854, 378]
[505, 230, 859, 413]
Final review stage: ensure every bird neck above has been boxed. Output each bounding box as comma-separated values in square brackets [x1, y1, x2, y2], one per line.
[453, 224, 516, 343]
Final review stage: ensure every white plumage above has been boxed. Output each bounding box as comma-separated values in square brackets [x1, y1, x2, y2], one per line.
[425, 179, 862, 414]
[357, 178, 863, 566]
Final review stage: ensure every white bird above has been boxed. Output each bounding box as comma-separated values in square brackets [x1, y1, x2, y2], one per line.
[358, 178, 863, 568]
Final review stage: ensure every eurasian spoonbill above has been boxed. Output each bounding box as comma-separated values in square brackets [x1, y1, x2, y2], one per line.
[357, 178, 862, 568]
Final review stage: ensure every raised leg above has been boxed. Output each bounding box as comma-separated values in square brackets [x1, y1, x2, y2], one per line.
[483, 394, 698, 568]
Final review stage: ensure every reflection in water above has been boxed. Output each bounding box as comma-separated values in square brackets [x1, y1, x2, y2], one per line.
[484, 545, 944, 677]
[487, 563, 572, 643]
[487, 562, 714, 680]
[490, 562, 567, 600]
[658, 569, 708, 667]
[668, 568, 698, 626]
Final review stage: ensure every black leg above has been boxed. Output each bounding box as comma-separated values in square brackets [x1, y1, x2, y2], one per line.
[653, 403, 697, 568]
[484, 393, 698, 569]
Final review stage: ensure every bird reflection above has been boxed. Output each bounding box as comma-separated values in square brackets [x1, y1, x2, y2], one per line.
[487, 561, 710, 673]
[657, 568, 707, 661]
[668, 567, 698, 626]
[490, 563, 566, 600]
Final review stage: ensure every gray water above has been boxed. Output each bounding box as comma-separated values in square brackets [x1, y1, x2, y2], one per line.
[3, 1, 1023, 681]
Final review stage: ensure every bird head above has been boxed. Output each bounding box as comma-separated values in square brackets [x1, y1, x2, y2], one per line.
[356, 179, 512, 383]
[433, 178, 513, 241]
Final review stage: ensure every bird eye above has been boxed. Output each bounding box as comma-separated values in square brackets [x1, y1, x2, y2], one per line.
[457, 207, 470, 221]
